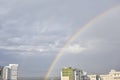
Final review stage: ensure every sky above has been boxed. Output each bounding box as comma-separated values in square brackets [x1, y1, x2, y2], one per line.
[0, 0, 120, 77]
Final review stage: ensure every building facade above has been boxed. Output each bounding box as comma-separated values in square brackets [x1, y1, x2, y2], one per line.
[61, 67, 73, 80]
[9, 64, 18, 80]
[0, 66, 3, 80]
[0, 64, 18, 80]
[88, 75, 101, 80]
[100, 70, 120, 80]
[2, 66, 10, 80]
[88, 70, 120, 80]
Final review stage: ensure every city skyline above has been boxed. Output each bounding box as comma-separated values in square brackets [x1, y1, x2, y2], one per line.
[61, 67, 120, 80]
[0, 0, 120, 77]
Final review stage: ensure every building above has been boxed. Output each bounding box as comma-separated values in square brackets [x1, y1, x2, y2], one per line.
[61, 67, 73, 80]
[88, 75, 101, 80]
[100, 70, 120, 80]
[0, 66, 3, 80]
[9, 64, 18, 80]
[0, 64, 18, 80]
[100, 74, 109, 80]
[2, 66, 10, 80]
[61, 67, 88, 80]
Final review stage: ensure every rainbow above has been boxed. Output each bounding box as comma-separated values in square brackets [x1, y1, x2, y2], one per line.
[44, 5, 120, 80]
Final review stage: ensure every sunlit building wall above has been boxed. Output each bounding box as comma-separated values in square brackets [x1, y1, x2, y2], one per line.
[61, 67, 73, 80]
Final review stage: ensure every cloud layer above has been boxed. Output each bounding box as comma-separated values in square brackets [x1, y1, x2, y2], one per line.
[0, 0, 120, 77]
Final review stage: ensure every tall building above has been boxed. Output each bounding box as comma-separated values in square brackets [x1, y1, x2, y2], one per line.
[3, 66, 10, 80]
[9, 64, 18, 80]
[1, 64, 18, 80]
[61, 67, 87, 80]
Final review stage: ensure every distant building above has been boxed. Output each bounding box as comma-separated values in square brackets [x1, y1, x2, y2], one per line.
[88, 75, 101, 80]
[9, 64, 18, 80]
[87, 70, 120, 80]
[0, 66, 3, 80]
[3, 66, 10, 80]
[0, 64, 18, 80]
[100, 70, 120, 80]
[61, 67, 88, 80]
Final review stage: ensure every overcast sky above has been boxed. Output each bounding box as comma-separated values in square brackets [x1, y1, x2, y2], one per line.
[0, 0, 120, 77]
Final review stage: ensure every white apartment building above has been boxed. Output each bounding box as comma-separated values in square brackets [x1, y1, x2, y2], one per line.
[88, 75, 100, 80]
[100, 70, 120, 80]
[88, 75, 97, 80]
[2, 64, 18, 80]
[3, 66, 10, 80]
[9, 64, 18, 80]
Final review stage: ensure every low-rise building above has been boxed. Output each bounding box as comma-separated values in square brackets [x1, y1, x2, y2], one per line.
[100, 70, 120, 80]
[88, 75, 100, 80]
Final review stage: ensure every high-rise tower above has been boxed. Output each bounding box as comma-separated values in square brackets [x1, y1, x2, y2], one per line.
[9, 64, 18, 80]
[2, 64, 18, 80]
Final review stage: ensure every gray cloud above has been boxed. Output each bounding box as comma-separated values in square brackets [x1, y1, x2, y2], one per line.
[0, 0, 120, 77]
